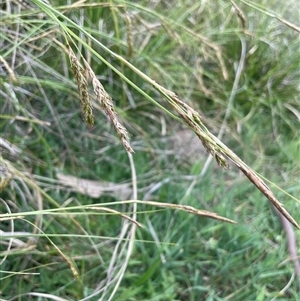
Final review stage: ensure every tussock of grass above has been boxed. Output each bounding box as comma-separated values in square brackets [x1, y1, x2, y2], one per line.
[1, 0, 299, 300]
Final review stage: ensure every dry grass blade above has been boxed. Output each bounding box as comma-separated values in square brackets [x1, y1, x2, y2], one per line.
[83, 58, 134, 153]
[145, 201, 236, 224]
[122, 200, 236, 224]
[274, 207, 300, 278]
[230, 0, 247, 30]
[240, 0, 300, 33]
[0, 55, 17, 82]
[27, 220, 79, 279]
[27, 292, 69, 301]
[191, 32, 228, 81]
[0, 215, 25, 221]
[87, 206, 142, 227]
[56, 172, 132, 199]
[275, 16, 300, 33]
[67, 44, 94, 128]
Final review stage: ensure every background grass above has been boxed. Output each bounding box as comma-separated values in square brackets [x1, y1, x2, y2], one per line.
[0, 0, 299, 300]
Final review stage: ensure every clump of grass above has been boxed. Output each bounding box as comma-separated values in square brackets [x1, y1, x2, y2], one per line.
[1, 0, 299, 300]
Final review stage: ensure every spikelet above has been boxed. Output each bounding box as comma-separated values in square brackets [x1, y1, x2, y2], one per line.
[67, 45, 94, 128]
[83, 58, 134, 153]
[124, 10, 133, 57]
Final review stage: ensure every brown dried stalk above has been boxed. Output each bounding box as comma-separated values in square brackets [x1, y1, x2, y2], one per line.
[230, 0, 247, 30]
[141, 200, 236, 224]
[90, 200, 236, 224]
[67, 44, 94, 128]
[83, 58, 134, 153]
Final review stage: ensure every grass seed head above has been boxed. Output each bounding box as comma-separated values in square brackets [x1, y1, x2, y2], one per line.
[67, 45, 94, 128]
[124, 10, 134, 57]
[83, 59, 134, 153]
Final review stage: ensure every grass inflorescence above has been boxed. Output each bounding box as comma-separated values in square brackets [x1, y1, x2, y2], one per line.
[67, 44, 94, 129]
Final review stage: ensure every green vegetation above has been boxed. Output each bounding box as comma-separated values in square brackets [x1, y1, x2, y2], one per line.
[0, 0, 299, 300]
